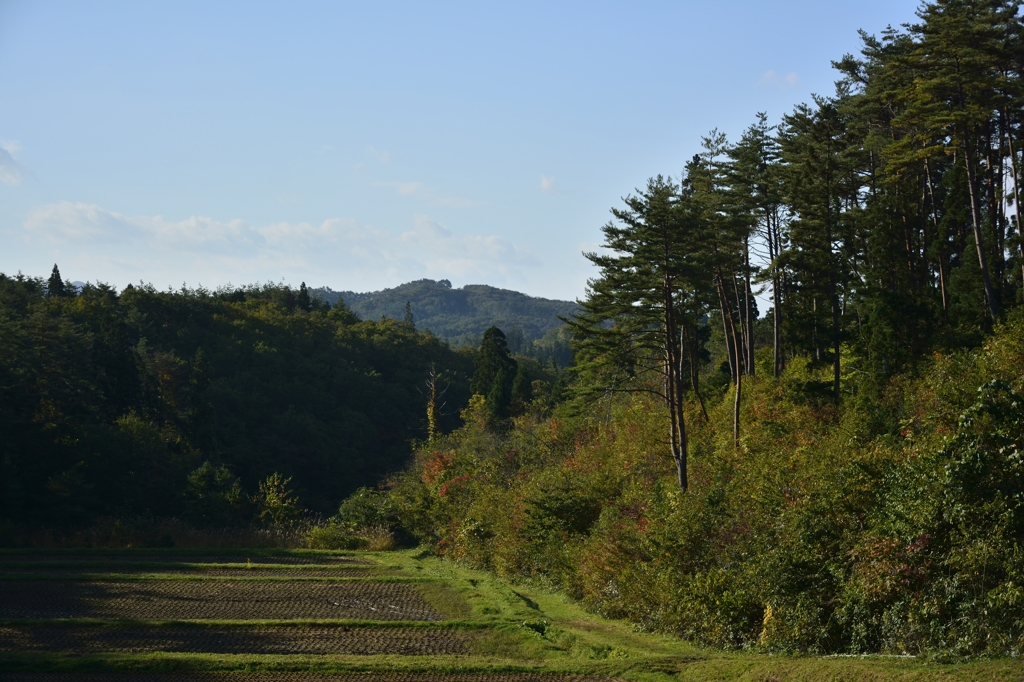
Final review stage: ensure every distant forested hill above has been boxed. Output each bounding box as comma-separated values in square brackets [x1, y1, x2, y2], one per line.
[311, 279, 577, 353]
[0, 272, 474, 523]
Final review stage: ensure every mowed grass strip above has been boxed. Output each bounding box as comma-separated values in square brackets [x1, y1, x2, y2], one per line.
[0, 581, 445, 621]
[0, 625, 474, 656]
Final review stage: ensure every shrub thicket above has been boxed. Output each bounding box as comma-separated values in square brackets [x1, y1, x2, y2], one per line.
[374, 313, 1024, 657]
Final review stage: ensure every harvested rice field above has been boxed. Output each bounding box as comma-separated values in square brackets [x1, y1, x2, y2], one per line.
[0, 671, 606, 675]
[0, 580, 440, 620]
[1, 549, 1019, 682]
[0, 625, 472, 655]
[0, 553, 372, 566]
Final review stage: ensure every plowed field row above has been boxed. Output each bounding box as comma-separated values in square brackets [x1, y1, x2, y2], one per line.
[0, 555, 370, 565]
[0, 625, 470, 655]
[0, 671, 614, 675]
[0, 581, 441, 621]
[0, 568, 378, 577]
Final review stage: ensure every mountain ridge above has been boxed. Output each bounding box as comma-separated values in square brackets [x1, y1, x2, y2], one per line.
[311, 279, 576, 350]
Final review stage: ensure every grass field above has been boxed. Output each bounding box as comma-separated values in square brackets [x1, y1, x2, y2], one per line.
[1, 548, 1022, 681]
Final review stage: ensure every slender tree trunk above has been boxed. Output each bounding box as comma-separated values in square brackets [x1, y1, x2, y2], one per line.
[716, 278, 736, 383]
[733, 276, 749, 377]
[769, 210, 784, 377]
[825, 184, 840, 402]
[744, 236, 755, 376]
[964, 133, 1001, 321]
[717, 269, 742, 446]
[663, 278, 687, 490]
[1005, 128, 1024, 292]
[425, 364, 441, 442]
[925, 158, 949, 315]
[682, 324, 709, 422]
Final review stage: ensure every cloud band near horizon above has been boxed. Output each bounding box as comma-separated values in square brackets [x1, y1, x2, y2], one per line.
[10, 201, 539, 293]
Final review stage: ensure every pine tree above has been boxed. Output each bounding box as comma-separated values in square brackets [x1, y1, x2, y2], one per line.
[472, 327, 517, 421]
[297, 282, 312, 312]
[47, 264, 69, 298]
[569, 175, 711, 489]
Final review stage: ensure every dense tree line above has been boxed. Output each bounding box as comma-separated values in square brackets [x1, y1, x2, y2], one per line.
[570, 0, 1023, 489]
[312, 278, 576, 359]
[0, 267, 476, 526]
[351, 0, 1024, 658]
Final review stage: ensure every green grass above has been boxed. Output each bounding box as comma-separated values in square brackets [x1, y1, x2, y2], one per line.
[2, 547, 1023, 680]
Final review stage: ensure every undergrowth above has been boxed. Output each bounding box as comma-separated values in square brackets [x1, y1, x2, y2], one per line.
[363, 313, 1024, 658]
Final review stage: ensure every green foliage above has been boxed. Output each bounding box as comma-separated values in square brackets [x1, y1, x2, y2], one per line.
[374, 312, 1024, 657]
[473, 326, 518, 422]
[0, 272, 473, 525]
[183, 461, 247, 527]
[253, 472, 300, 527]
[334, 487, 398, 533]
[313, 278, 577, 353]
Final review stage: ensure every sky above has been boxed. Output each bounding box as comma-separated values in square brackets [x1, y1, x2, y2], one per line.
[0, 0, 923, 301]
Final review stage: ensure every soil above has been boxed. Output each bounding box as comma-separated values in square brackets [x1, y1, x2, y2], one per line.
[2, 671, 614, 675]
[0, 580, 442, 621]
[0, 555, 371, 566]
[0, 625, 470, 655]
[0, 567, 378, 578]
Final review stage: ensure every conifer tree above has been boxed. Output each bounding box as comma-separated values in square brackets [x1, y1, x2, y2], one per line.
[570, 175, 711, 489]
[47, 264, 69, 298]
[472, 326, 517, 421]
[297, 282, 312, 312]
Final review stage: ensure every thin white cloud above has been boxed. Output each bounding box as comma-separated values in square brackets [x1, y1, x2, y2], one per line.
[394, 214, 537, 280]
[539, 175, 562, 195]
[16, 201, 535, 291]
[376, 181, 482, 209]
[368, 146, 392, 164]
[757, 70, 800, 89]
[0, 140, 25, 186]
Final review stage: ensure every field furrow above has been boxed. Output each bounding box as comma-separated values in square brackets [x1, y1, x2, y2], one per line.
[0, 625, 470, 655]
[0, 581, 441, 621]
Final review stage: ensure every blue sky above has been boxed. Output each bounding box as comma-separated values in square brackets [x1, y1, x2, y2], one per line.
[0, 0, 921, 300]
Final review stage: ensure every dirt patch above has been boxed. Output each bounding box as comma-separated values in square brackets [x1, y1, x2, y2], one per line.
[0, 625, 470, 655]
[0, 581, 441, 621]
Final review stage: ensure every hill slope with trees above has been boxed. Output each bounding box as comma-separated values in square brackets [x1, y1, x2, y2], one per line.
[0, 270, 474, 525]
[311, 279, 576, 352]
[338, 0, 1024, 659]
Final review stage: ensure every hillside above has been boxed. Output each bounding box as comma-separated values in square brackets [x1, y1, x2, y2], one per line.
[0, 274, 474, 522]
[312, 279, 577, 350]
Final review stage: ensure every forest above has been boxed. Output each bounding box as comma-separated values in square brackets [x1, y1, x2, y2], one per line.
[1, 0, 1023, 660]
[312, 278, 576, 360]
[0, 272, 477, 526]
[350, 0, 1024, 658]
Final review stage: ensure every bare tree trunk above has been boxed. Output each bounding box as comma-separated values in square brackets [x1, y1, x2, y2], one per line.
[426, 364, 439, 442]
[964, 134, 1001, 321]
[733, 276, 748, 377]
[769, 210, 784, 377]
[925, 158, 949, 315]
[1006, 128, 1024, 293]
[717, 269, 742, 446]
[663, 279, 687, 490]
[682, 324, 709, 422]
[744, 236, 755, 376]
[716, 278, 737, 383]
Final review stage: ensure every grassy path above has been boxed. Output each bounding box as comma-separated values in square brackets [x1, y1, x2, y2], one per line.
[0, 548, 1021, 681]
